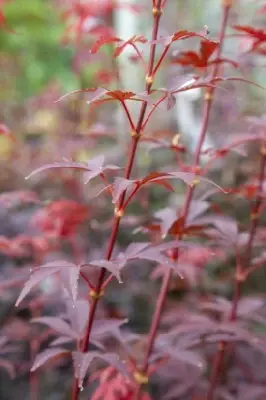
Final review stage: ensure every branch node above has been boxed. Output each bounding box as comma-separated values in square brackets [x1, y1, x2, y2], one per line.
[152, 7, 163, 17]
[131, 130, 141, 139]
[204, 91, 213, 101]
[250, 211, 259, 220]
[192, 178, 200, 187]
[222, 0, 233, 7]
[260, 145, 266, 156]
[114, 207, 124, 218]
[172, 134, 181, 147]
[146, 75, 154, 86]
[89, 289, 104, 300]
[194, 166, 201, 174]
[236, 271, 246, 282]
[134, 371, 149, 385]
[218, 342, 226, 351]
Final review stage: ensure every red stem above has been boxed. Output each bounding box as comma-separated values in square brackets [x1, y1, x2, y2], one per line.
[152, 44, 170, 77]
[135, 4, 232, 398]
[71, 2, 164, 399]
[121, 101, 136, 131]
[206, 146, 266, 400]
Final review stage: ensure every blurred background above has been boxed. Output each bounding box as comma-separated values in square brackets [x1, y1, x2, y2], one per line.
[0, 0, 266, 399]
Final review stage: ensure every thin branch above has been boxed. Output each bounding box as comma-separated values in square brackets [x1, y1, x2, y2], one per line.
[71, 1, 164, 398]
[134, 3, 232, 399]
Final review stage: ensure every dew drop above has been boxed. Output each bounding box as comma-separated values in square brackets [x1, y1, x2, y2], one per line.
[80, 385, 84, 392]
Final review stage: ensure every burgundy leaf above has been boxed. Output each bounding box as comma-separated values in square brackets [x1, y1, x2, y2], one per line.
[85, 259, 124, 283]
[66, 299, 90, 336]
[123, 242, 151, 258]
[167, 172, 226, 193]
[15, 261, 80, 306]
[172, 39, 218, 68]
[202, 216, 238, 242]
[112, 177, 136, 204]
[55, 87, 108, 104]
[90, 36, 121, 54]
[26, 155, 120, 188]
[187, 200, 209, 222]
[15, 266, 60, 307]
[72, 351, 128, 390]
[0, 358, 15, 379]
[169, 349, 205, 369]
[31, 348, 70, 372]
[155, 208, 178, 237]
[49, 336, 73, 347]
[152, 30, 210, 46]
[60, 264, 81, 303]
[87, 154, 105, 169]
[237, 297, 264, 317]
[31, 317, 78, 339]
[91, 318, 128, 339]
[201, 297, 231, 314]
[114, 35, 147, 57]
[25, 160, 89, 180]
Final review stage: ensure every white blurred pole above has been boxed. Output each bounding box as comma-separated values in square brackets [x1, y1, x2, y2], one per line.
[175, 87, 214, 156]
[113, 0, 143, 140]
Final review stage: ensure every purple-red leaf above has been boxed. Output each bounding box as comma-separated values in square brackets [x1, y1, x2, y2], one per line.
[31, 348, 70, 372]
[85, 259, 124, 283]
[66, 299, 90, 336]
[112, 177, 136, 204]
[91, 318, 128, 340]
[72, 351, 128, 389]
[90, 36, 121, 54]
[15, 266, 60, 307]
[31, 317, 78, 339]
[0, 359, 15, 379]
[15, 261, 80, 306]
[26, 155, 120, 188]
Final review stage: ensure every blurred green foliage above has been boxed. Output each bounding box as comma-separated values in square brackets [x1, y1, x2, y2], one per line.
[1, 0, 80, 99]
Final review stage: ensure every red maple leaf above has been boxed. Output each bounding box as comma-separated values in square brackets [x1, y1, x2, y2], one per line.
[233, 25, 266, 51]
[31, 200, 89, 238]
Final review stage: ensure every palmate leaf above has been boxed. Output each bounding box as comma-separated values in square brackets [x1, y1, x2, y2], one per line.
[90, 34, 147, 57]
[66, 299, 90, 336]
[114, 35, 147, 57]
[150, 75, 264, 112]
[237, 297, 265, 317]
[15, 260, 81, 306]
[55, 87, 144, 107]
[112, 177, 136, 204]
[151, 29, 212, 46]
[72, 351, 129, 389]
[0, 358, 15, 379]
[116, 240, 199, 276]
[25, 154, 120, 185]
[90, 36, 121, 54]
[233, 25, 266, 48]
[84, 259, 125, 283]
[91, 318, 128, 341]
[172, 39, 218, 68]
[31, 316, 78, 338]
[197, 215, 238, 243]
[31, 348, 70, 372]
[112, 171, 226, 205]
